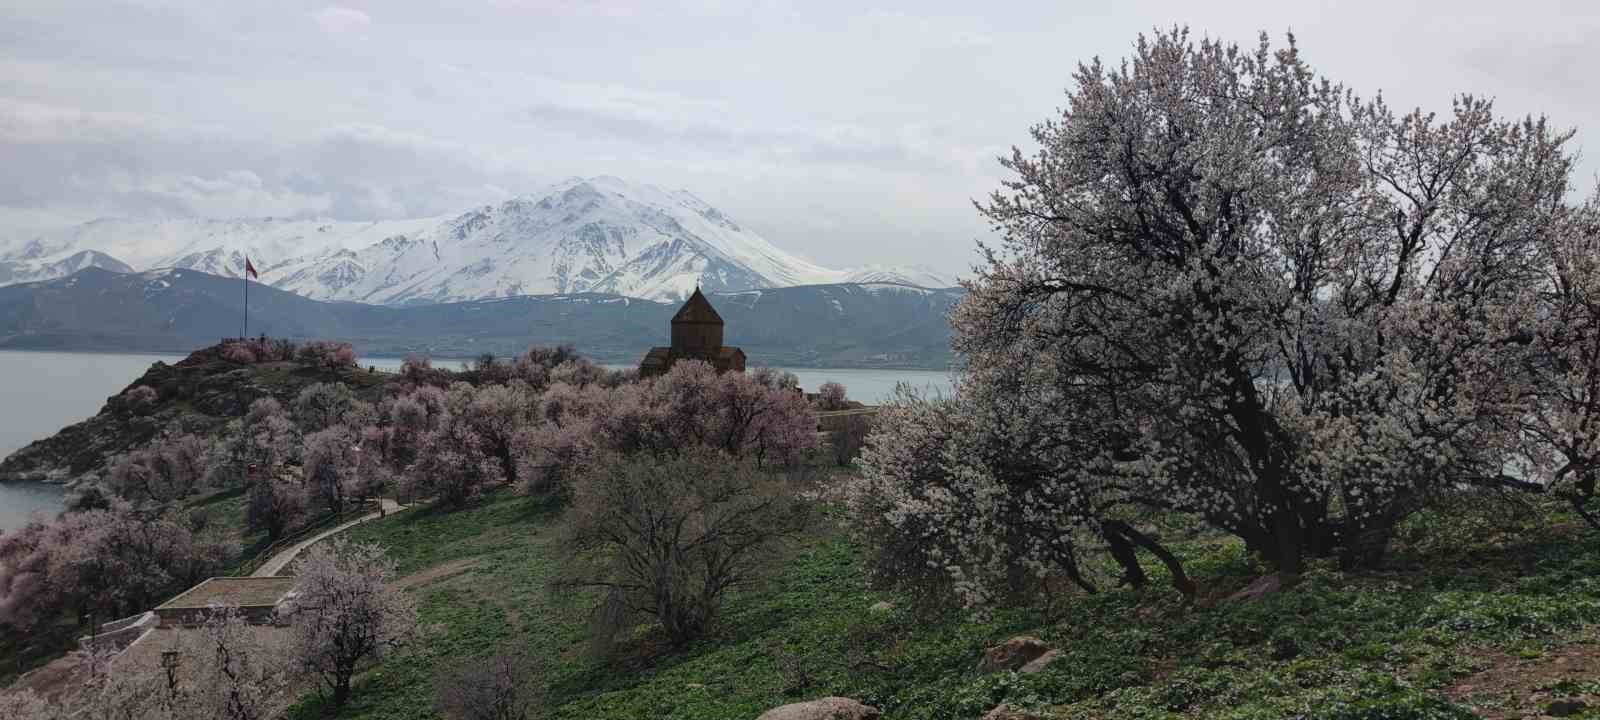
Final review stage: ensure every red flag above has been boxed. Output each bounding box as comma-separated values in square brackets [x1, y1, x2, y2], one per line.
[244, 257, 258, 279]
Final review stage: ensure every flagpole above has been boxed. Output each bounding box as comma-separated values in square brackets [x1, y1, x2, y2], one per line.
[242, 262, 249, 340]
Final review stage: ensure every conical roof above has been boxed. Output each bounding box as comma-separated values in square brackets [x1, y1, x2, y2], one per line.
[672, 287, 723, 324]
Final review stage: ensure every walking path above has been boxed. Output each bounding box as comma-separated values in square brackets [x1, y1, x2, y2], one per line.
[251, 498, 406, 577]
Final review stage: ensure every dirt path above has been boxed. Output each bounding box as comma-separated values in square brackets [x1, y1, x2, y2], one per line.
[1444, 642, 1600, 719]
[251, 498, 406, 577]
[394, 557, 483, 590]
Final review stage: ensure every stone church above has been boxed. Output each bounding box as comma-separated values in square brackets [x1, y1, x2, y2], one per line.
[639, 287, 747, 376]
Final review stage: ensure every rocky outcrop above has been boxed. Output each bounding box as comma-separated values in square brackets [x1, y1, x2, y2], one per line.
[982, 705, 1052, 720]
[755, 697, 882, 720]
[1018, 649, 1062, 674]
[0, 344, 384, 484]
[977, 636, 1054, 674]
[1227, 574, 1286, 602]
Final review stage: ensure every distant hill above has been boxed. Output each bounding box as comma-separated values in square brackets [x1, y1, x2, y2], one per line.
[0, 267, 962, 368]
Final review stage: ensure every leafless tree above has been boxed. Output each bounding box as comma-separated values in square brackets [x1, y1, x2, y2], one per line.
[562, 450, 810, 647]
[433, 649, 542, 720]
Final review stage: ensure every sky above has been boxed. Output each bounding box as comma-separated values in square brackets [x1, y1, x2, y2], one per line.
[2, 0, 1599, 276]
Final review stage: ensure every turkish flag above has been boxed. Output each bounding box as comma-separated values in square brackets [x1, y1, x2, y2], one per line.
[244, 257, 258, 279]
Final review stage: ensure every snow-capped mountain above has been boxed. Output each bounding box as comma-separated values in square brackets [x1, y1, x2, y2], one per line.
[0, 248, 134, 286]
[0, 176, 956, 303]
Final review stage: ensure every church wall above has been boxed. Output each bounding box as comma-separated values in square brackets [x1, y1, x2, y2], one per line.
[671, 321, 723, 354]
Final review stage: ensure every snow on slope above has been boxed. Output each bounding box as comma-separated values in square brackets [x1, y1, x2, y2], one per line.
[0, 216, 439, 282]
[842, 265, 956, 288]
[0, 176, 956, 303]
[0, 249, 134, 286]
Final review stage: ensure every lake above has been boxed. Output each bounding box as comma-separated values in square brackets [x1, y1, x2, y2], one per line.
[0, 350, 956, 530]
[0, 350, 187, 531]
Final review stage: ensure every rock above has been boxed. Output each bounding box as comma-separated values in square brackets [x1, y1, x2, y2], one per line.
[977, 636, 1053, 673]
[755, 697, 882, 720]
[869, 601, 894, 613]
[982, 705, 1049, 720]
[1018, 649, 1062, 674]
[1547, 699, 1588, 717]
[1227, 574, 1284, 602]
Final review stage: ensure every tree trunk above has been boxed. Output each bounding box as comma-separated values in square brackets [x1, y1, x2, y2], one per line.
[330, 677, 351, 712]
[1103, 520, 1196, 597]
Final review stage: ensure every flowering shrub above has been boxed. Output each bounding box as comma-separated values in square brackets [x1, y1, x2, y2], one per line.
[296, 340, 358, 370]
[107, 434, 211, 504]
[0, 509, 231, 633]
[284, 539, 417, 711]
[815, 381, 849, 410]
[220, 337, 297, 364]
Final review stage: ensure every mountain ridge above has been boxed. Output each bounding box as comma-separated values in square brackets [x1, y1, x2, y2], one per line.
[0, 177, 956, 304]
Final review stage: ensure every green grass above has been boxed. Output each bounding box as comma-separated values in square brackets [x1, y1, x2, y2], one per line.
[292, 487, 1600, 720]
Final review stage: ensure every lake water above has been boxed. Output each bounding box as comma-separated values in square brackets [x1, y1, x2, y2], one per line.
[0, 351, 188, 531]
[0, 350, 956, 530]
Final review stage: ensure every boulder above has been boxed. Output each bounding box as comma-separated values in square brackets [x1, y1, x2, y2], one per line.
[1226, 574, 1284, 602]
[755, 697, 882, 720]
[982, 705, 1050, 720]
[978, 636, 1053, 673]
[1547, 699, 1588, 717]
[869, 601, 895, 613]
[1018, 649, 1062, 674]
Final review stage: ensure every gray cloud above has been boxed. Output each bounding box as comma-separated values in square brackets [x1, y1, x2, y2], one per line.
[2, 0, 1599, 273]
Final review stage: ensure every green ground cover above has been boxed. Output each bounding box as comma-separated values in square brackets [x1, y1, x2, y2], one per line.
[296, 482, 1600, 720]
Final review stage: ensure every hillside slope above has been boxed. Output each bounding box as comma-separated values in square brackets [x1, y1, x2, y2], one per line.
[326, 487, 1600, 720]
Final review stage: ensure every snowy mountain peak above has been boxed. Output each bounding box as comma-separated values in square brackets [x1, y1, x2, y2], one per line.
[0, 176, 957, 303]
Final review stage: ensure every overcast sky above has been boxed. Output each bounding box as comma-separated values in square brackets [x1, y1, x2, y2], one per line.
[2, 0, 1598, 274]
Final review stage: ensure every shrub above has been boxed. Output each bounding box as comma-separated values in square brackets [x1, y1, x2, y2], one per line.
[0, 509, 231, 632]
[209, 398, 297, 488]
[106, 434, 211, 504]
[293, 382, 357, 433]
[400, 353, 450, 388]
[222, 343, 259, 364]
[296, 340, 357, 370]
[409, 426, 495, 508]
[122, 385, 159, 412]
[247, 473, 305, 543]
[433, 650, 542, 720]
[302, 426, 376, 516]
[815, 381, 849, 410]
[219, 337, 297, 364]
[829, 413, 871, 467]
[561, 450, 810, 647]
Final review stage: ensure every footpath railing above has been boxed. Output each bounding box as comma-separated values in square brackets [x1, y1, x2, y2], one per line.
[236, 500, 379, 576]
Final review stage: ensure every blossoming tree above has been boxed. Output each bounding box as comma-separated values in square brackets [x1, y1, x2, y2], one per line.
[858, 28, 1597, 606]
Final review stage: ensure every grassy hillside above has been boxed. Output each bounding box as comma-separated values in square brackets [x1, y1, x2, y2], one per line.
[305, 483, 1600, 720]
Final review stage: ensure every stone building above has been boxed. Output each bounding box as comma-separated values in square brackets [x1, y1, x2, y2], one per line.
[640, 287, 747, 376]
